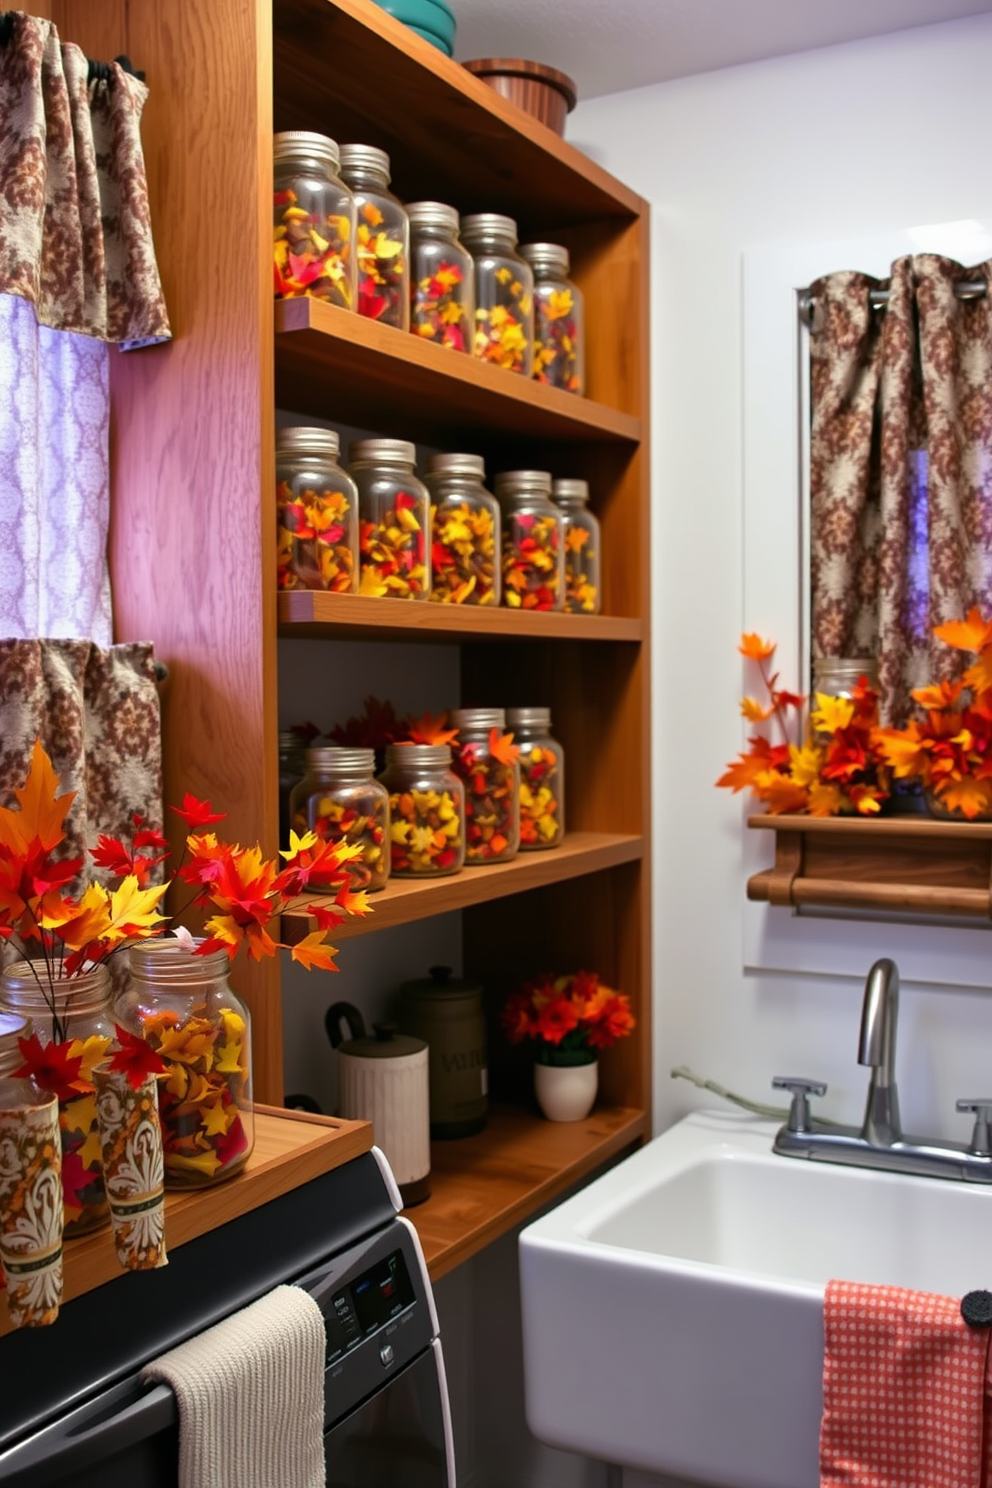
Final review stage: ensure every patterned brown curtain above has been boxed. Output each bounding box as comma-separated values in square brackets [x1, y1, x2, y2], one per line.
[809, 254, 992, 724]
[0, 640, 164, 886]
[0, 9, 170, 345]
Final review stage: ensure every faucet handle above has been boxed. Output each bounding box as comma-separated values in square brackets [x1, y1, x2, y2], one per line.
[772, 1076, 828, 1134]
[956, 1099, 992, 1157]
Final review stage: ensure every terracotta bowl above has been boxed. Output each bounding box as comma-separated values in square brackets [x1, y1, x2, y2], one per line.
[461, 58, 578, 137]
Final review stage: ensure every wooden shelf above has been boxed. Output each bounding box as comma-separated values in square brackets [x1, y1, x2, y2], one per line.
[274, 299, 640, 446]
[282, 831, 644, 943]
[278, 589, 643, 641]
[409, 1102, 647, 1281]
[273, 0, 641, 226]
[748, 813, 992, 918]
[0, 1107, 372, 1337]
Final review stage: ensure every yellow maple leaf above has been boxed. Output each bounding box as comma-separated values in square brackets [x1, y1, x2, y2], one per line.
[103, 875, 169, 944]
[200, 1103, 232, 1137]
[810, 693, 854, 735]
[740, 696, 774, 722]
[806, 781, 843, 816]
[788, 743, 824, 788]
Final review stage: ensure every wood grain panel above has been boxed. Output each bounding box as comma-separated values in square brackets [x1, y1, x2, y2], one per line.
[410, 1103, 646, 1280]
[0, 1108, 371, 1336]
[274, 299, 640, 442]
[273, 0, 641, 225]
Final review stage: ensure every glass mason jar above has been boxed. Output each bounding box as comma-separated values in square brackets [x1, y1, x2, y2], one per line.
[408, 201, 474, 353]
[552, 478, 601, 614]
[273, 130, 356, 311]
[118, 941, 253, 1189]
[0, 1011, 30, 1077]
[494, 469, 564, 611]
[339, 144, 410, 331]
[450, 707, 520, 865]
[349, 438, 430, 600]
[276, 426, 359, 594]
[520, 242, 585, 395]
[506, 707, 565, 849]
[425, 452, 501, 607]
[812, 657, 880, 701]
[379, 744, 465, 877]
[460, 213, 534, 376]
[289, 745, 391, 892]
[0, 962, 114, 1236]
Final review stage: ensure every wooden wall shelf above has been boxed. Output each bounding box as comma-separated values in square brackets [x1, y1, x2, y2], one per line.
[282, 831, 644, 943]
[748, 813, 992, 918]
[411, 1103, 647, 1281]
[275, 300, 640, 446]
[278, 591, 643, 641]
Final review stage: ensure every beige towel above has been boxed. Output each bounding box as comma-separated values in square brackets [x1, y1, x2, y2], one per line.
[142, 1283, 325, 1488]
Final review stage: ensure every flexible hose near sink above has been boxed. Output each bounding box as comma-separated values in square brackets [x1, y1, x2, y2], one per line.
[670, 1066, 847, 1128]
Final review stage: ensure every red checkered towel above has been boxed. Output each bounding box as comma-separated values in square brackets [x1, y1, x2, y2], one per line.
[821, 1280, 992, 1488]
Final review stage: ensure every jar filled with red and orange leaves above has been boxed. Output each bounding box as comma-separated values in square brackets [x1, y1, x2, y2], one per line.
[519, 242, 585, 395]
[460, 213, 534, 376]
[425, 452, 500, 606]
[276, 426, 358, 594]
[339, 144, 409, 331]
[379, 744, 465, 877]
[494, 469, 564, 611]
[118, 940, 253, 1189]
[349, 439, 430, 600]
[408, 202, 474, 352]
[0, 963, 112, 1236]
[289, 745, 390, 893]
[506, 707, 565, 849]
[552, 478, 601, 615]
[273, 131, 356, 310]
[450, 707, 520, 865]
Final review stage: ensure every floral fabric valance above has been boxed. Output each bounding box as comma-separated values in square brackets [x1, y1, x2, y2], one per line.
[0, 10, 170, 345]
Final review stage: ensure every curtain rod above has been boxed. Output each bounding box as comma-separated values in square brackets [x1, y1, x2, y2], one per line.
[0, 12, 144, 83]
[798, 280, 987, 324]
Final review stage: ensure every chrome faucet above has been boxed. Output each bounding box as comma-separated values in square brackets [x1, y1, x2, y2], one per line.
[773, 957, 992, 1183]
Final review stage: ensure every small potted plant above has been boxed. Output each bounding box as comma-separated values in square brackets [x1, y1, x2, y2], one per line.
[501, 971, 635, 1122]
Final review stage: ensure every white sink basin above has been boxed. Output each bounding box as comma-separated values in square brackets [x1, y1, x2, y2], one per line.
[519, 1109, 992, 1488]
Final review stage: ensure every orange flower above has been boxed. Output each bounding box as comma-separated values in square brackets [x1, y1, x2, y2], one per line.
[502, 972, 635, 1055]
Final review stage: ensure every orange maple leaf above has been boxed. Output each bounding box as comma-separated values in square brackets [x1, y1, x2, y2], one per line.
[936, 777, 992, 820]
[0, 740, 75, 856]
[755, 773, 809, 814]
[911, 680, 964, 711]
[290, 930, 340, 973]
[739, 633, 775, 662]
[933, 607, 992, 656]
[964, 652, 992, 699]
[740, 697, 774, 722]
[489, 728, 521, 767]
[406, 710, 460, 746]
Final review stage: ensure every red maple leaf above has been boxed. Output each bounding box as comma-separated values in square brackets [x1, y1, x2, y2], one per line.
[170, 793, 227, 830]
[108, 1024, 167, 1090]
[15, 1033, 88, 1102]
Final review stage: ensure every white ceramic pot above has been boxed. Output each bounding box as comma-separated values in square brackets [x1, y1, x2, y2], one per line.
[534, 1058, 598, 1122]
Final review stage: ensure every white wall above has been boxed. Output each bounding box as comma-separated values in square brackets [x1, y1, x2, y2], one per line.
[572, 11, 992, 1148]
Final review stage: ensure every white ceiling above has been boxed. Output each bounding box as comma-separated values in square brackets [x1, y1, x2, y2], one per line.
[451, 0, 992, 102]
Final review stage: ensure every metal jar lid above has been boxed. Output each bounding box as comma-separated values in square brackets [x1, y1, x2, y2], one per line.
[506, 706, 552, 731]
[384, 743, 452, 768]
[519, 242, 570, 276]
[493, 469, 553, 499]
[406, 201, 460, 233]
[305, 745, 376, 776]
[273, 130, 341, 174]
[426, 452, 486, 480]
[276, 426, 341, 459]
[338, 143, 391, 182]
[459, 212, 518, 248]
[552, 478, 589, 503]
[450, 707, 505, 731]
[349, 438, 417, 467]
[399, 965, 483, 1002]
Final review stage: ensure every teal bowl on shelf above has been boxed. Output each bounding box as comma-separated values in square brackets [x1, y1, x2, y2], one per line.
[404, 22, 453, 55]
[378, 0, 456, 49]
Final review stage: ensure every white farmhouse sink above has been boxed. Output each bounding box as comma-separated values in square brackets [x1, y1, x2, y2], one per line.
[519, 1109, 992, 1488]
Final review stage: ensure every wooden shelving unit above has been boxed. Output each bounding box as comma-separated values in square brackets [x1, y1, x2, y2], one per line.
[53, 0, 652, 1273]
[748, 813, 992, 918]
